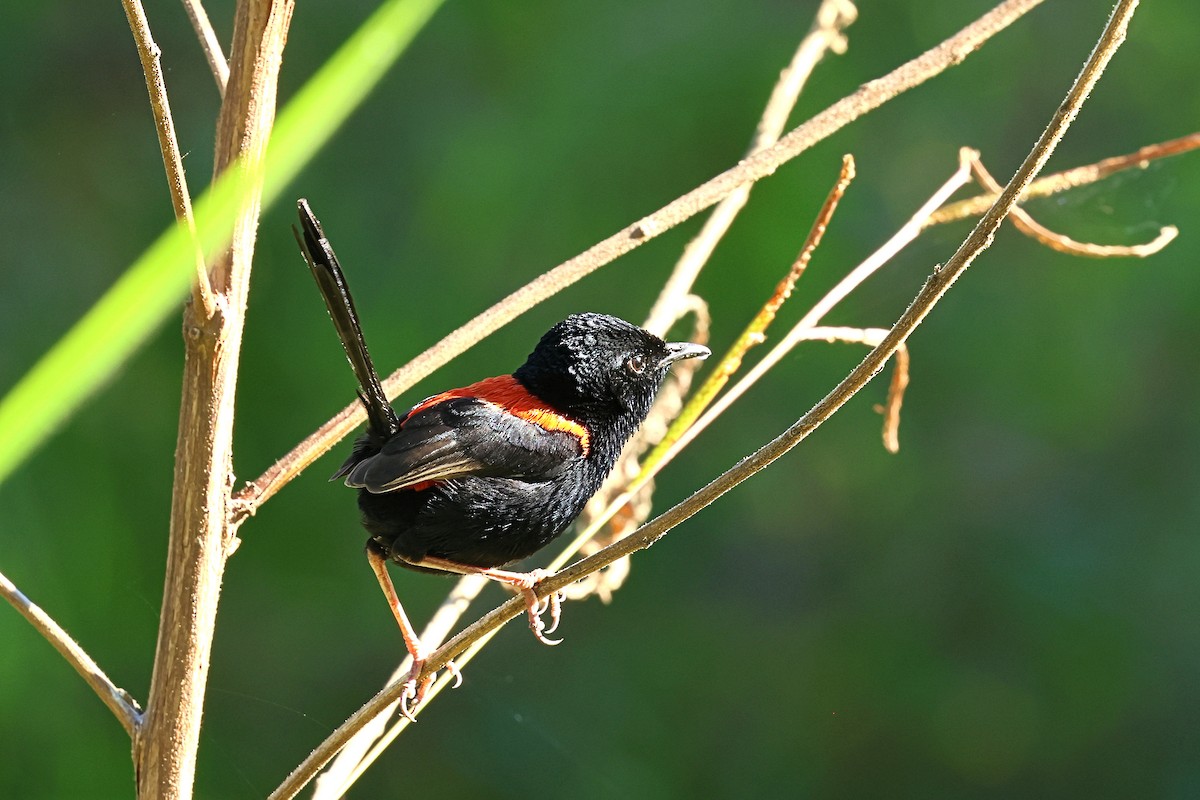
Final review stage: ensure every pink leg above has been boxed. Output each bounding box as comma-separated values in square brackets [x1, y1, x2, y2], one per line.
[416, 556, 567, 646]
[367, 543, 459, 720]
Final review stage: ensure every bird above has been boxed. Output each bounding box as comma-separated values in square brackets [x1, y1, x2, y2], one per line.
[294, 199, 710, 717]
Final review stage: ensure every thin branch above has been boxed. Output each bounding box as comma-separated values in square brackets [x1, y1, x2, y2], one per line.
[665, 148, 976, 467]
[0, 569, 141, 738]
[121, 0, 217, 319]
[273, 0, 1134, 793]
[966, 152, 1178, 257]
[234, 0, 1045, 525]
[797, 327, 910, 453]
[642, 0, 857, 337]
[181, 0, 230, 95]
[645, 154, 855, 476]
[927, 131, 1200, 226]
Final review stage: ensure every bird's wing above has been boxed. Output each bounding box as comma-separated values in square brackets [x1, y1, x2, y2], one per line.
[343, 396, 586, 494]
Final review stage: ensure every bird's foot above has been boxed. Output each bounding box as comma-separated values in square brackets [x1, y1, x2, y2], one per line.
[516, 569, 566, 646]
[399, 659, 431, 722]
[398, 656, 464, 721]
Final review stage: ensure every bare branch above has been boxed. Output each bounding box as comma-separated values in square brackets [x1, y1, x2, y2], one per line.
[967, 151, 1178, 257]
[235, 0, 1046, 525]
[645, 154, 855, 477]
[121, 0, 216, 319]
[271, 0, 1137, 793]
[798, 327, 910, 453]
[927, 131, 1200, 226]
[181, 0, 230, 95]
[642, 0, 857, 337]
[0, 569, 141, 737]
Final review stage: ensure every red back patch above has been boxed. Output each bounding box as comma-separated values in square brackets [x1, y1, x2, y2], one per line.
[406, 375, 590, 456]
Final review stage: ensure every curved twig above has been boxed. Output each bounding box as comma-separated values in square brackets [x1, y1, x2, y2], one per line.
[926, 132, 1200, 227]
[967, 152, 1177, 257]
[0, 569, 141, 737]
[797, 327, 910, 453]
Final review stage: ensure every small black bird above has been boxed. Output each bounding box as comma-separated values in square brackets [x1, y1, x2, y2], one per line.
[295, 199, 709, 716]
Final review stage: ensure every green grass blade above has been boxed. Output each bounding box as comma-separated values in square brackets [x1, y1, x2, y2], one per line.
[0, 0, 446, 485]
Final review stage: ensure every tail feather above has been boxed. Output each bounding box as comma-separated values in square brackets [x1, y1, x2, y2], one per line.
[295, 199, 400, 438]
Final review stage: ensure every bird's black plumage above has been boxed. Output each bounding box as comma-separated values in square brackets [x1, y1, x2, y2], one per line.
[351, 313, 708, 571]
[294, 198, 709, 715]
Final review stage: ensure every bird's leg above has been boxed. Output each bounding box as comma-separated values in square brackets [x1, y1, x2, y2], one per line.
[366, 541, 459, 720]
[414, 556, 566, 646]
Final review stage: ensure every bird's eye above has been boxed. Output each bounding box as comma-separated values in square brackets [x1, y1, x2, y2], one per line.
[626, 355, 646, 375]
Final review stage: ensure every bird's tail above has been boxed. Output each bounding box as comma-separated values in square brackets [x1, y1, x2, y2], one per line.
[295, 198, 400, 439]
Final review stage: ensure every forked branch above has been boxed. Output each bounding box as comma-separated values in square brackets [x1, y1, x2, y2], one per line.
[928, 132, 1200, 226]
[966, 152, 1177, 257]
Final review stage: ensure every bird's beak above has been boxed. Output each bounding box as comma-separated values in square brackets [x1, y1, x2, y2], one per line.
[658, 341, 711, 369]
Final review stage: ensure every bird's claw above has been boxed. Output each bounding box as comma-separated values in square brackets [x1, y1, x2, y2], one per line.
[444, 658, 464, 689]
[398, 677, 424, 722]
[398, 656, 452, 722]
[522, 585, 566, 646]
[541, 589, 565, 635]
[397, 657, 465, 721]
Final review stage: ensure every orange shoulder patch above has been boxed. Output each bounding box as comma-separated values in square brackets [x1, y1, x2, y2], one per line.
[406, 375, 590, 455]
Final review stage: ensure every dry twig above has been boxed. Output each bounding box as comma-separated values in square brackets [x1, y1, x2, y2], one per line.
[646, 154, 856, 476]
[966, 151, 1178, 257]
[643, 0, 857, 337]
[0, 569, 141, 737]
[927, 132, 1200, 226]
[797, 327, 910, 453]
[181, 0, 230, 95]
[122, 0, 216, 318]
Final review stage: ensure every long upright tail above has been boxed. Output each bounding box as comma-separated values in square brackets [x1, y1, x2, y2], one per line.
[295, 198, 400, 439]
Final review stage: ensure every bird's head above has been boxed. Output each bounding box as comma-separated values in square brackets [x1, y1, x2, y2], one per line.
[514, 313, 710, 425]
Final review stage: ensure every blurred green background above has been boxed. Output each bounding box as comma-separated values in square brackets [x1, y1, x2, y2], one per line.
[2, 1, 1197, 797]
